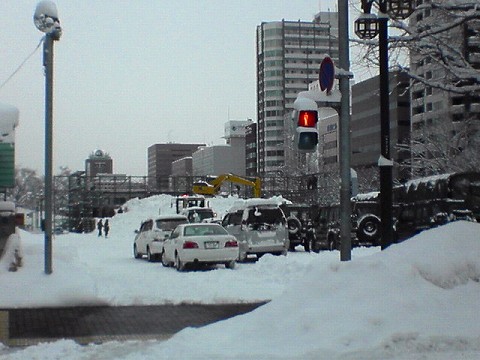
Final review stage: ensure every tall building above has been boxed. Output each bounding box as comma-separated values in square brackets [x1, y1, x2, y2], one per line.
[245, 122, 257, 177]
[409, 2, 480, 175]
[85, 149, 113, 177]
[256, 11, 339, 175]
[148, 143, 204, 190]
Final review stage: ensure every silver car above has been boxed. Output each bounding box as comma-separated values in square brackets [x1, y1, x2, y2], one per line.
[133, 214, 188, 262]
[221, 198, 289, 261]
[161, 223, 239, 271]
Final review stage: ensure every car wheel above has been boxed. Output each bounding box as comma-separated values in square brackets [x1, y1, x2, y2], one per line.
[225, 260, 236, 269]
[133, 244, 141, 259]
[175, 253, 185, 272]
[147, 247, 155, 262]
[356, 215, 381, 245]
[161, 250, 169, 267]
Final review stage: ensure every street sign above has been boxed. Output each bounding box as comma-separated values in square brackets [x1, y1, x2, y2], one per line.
[319, 56, 335, 93]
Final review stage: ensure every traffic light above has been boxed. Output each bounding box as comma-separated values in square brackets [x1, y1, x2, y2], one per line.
[296, 110, 318, 151]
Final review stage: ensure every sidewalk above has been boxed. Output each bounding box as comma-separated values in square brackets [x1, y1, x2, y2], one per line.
[0, 303, 265, 347]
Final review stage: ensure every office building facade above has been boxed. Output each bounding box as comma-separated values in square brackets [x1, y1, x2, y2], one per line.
[148, 143, 204, 190]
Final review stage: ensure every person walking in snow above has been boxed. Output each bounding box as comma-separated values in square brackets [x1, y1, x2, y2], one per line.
[97, 219, 103, 237]
[104, 220, 110, 237]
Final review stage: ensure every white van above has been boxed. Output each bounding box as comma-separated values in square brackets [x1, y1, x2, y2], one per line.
[221, 198, 289, 261]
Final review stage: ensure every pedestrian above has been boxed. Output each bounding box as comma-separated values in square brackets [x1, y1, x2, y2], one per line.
[97, 219, 103, 237]
[104, 219, 110, 237]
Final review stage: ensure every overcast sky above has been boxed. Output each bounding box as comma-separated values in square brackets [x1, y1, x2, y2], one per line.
[0, 0, 368, 177]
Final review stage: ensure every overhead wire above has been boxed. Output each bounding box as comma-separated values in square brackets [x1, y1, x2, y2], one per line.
[0, 36, 45, 92]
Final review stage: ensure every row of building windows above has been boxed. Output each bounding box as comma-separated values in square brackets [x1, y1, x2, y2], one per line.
[283, 27, 330, 36]
[266, 140, 283, 147]
[266, 119, 284, 126]
[266, 150, 284, 157]
[266, 130, 284, 137]
[265, 39, 283, 48]
[265, 80, 282, 87]
[412, 86, 433, 99]
[263, 28, 283, 37]
[266, 100, 283, 107]
[265, 60, 283, 67]
[266, 160, 284, 167]
[265, 49, 283, 57]
[412, 100, 445, 115]
[265, 69, 283, 77]
[265, 90, 283, 97]
[265, 111, 284, 118]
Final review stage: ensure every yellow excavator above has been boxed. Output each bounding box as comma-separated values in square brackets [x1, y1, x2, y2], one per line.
[192, 174, 262, 198]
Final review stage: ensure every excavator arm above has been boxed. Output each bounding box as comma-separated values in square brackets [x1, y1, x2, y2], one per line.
[192, 173, 261, 198]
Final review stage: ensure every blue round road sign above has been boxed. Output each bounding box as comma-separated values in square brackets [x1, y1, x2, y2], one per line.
[319, 56, 335, 93]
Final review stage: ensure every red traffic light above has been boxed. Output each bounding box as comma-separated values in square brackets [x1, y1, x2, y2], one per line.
[298, 110, 318, 127]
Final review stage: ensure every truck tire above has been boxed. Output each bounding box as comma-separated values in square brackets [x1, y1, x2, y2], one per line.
[356, 215, 381, 245]
[287, 217, 301, 235]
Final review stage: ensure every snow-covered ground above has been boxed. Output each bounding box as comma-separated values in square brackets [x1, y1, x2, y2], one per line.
[0, 194, 479, 359]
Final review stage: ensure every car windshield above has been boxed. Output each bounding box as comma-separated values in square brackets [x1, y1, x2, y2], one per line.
[183, 225, 228, 237]
[156, 219, 187, 231]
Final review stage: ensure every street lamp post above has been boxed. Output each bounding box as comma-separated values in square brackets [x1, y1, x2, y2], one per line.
[355, 0, 414, 250]
[34, 1, 62, 274]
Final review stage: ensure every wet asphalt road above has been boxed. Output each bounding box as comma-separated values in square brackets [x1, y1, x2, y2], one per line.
[1, 302, 266, 347]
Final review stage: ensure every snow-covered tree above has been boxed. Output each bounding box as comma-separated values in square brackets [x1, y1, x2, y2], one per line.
[397, 117, 480, 177]
[352, 1, 480, 94]
[351, 0, 480, 177]
[6, 168, 44, 209]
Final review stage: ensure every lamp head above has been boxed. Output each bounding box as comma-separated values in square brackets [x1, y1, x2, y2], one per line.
[355, 13, 379, 39]
[34, 1, 62, 39]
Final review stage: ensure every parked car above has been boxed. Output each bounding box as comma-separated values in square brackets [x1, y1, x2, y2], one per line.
[180, 207, 216, 223]
[133, 214, 188, 262]
[221, 198, 289, 261]
[161, 223, 239, 271]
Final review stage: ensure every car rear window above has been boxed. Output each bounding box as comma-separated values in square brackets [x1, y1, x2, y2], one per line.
[183, 224, 228, 236]
[247, 207, 285, 225]
[156, 219, 187, 231]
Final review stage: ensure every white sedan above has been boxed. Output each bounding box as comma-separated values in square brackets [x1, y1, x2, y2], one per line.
[161, 223, 239, 271]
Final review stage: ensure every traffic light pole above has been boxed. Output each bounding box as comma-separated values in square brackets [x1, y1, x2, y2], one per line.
[338, 0, 352, 261]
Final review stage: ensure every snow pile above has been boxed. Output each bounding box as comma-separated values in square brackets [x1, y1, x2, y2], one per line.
[0, 194, 479, 359]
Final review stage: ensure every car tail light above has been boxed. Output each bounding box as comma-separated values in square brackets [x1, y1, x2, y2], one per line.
[183, 241, 199, 249]
[225, 240, 238, 248]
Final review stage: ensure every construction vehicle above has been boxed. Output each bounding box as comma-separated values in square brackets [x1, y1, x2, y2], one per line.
[171, 195, 208, 214]
[192, 174, 262, 198]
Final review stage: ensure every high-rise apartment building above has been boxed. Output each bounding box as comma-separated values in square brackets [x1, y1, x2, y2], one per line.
[409, 2, 480, 175]
[256, 11, 339, 175]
